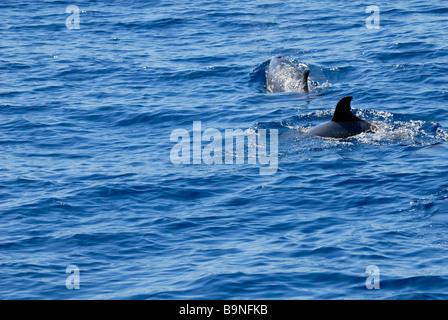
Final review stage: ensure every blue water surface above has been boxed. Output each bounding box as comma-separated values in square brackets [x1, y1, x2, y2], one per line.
[1, 0, 448, 299]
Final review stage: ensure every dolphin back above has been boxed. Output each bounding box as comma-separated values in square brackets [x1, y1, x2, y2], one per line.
[309, 120, 373, 138]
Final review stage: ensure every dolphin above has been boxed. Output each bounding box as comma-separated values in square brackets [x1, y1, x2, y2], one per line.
[309, 96, 374, 138]
[266, 56, 310, 93]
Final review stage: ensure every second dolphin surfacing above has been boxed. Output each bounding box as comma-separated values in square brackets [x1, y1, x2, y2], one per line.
[266, 56, 310, 93]
[309, 96, 375, 138]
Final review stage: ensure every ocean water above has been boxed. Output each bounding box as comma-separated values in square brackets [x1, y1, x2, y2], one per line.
[1, 0, 448, 300]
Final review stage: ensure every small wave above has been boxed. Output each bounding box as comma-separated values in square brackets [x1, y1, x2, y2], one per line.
[249, 59, 270, 92]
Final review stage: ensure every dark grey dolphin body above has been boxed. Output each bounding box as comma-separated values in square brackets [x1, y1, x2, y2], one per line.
[309, 96, 374, 138]
[266, 56, 310, 93]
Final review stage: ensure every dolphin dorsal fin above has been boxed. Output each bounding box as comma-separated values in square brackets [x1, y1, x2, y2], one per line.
[331, 96, 361, 122]
[302, 69, 310, 81]
[301, 69, 310, 91]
